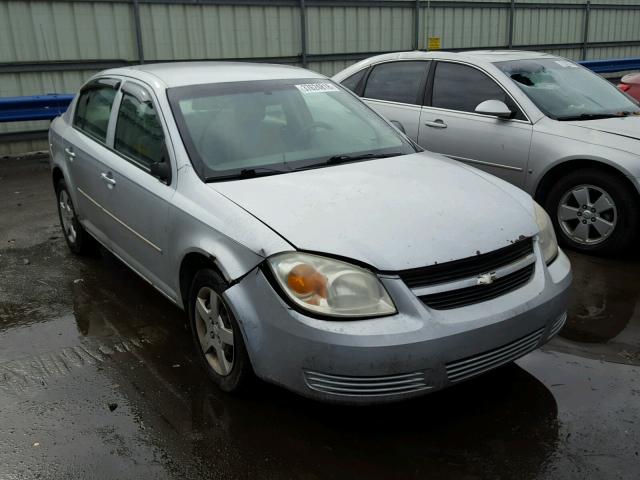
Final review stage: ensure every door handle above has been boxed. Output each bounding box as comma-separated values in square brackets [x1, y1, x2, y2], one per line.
[64, 147, 76, 160]
[424, 119, 447, 129]
[101, 172, 116, 187]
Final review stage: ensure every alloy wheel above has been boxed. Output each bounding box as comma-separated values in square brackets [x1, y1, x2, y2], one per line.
[557, 184, 617, 246]
[58, 190, 77, 243]
[194, 286, 235, 376]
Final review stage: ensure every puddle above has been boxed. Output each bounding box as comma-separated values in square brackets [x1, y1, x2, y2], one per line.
[0, 159, 639, 479]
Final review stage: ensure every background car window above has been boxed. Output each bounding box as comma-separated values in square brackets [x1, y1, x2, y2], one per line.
[432, 62, 523, 119]
[114, 92, 165, 169]
[363, 61, 429, 105]
[340, 69, 367, 93]
[73, 86, 116, 142]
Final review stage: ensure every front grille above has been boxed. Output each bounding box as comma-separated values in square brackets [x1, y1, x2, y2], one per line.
[419, 263, 534, 310]
[398, 238, 533, 289]
[304, 370, 431, 396]
[446, 328, 544, 383]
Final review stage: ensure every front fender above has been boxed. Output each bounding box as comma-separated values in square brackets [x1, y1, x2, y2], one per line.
[526, 128, 640, 196]
[168, 167, 294, 306]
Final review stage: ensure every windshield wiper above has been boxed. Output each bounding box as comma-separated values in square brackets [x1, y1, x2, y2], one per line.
[238, 167, 291, 177]
[206, 153, 405, 180]
[205, 166, 290, 182]
[556, 113, 628, 121]
[294, 152, 404, 171]
[326, 152, 403, 165]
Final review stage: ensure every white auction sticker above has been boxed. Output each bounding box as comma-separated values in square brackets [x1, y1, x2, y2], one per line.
[555, 60, 578, 68]
[295, 83, 341, 94]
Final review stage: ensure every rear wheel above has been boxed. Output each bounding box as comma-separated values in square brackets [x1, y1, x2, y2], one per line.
[55, 178, 96, 255]
[544, 168, 640, 255]
[188, 268, 252, 392]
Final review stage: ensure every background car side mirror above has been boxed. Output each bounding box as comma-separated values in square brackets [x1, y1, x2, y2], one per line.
[389, 120, 406, 134]
[150, 146, 172, 185]
[475, 100, 513, 119]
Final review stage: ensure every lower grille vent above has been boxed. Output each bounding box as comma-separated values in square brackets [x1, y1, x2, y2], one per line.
[446, 328, 544, 383]
[304, 370, 430, 396]
[547, 312, 567, 339]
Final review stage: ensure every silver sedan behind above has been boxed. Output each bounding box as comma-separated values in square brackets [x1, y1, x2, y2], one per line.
[49, 62, 571, 403]
[333, 51, 640, 255]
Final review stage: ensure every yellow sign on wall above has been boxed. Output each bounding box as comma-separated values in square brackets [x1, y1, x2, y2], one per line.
[427, 36, 441, 51]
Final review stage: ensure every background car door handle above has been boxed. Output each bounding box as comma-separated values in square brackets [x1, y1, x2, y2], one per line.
[101, 172, 116, 187]
[424, 119, 447, 129]
[64, 147, 76, 160]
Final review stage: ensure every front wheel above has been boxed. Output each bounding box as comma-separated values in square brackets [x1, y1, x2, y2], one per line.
[188, 268, 253, 392]
[544, 168, 640, 255]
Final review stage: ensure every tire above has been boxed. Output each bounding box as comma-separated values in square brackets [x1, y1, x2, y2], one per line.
[55, 178, 97, 255]
[188, 268, 253, 392]
[544, 168, 640, 255]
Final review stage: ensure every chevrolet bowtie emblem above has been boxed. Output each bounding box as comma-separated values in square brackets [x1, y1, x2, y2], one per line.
[477, 272, 497, 285]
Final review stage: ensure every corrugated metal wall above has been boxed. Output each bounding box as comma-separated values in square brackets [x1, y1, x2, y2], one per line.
[0, 1, 137, 63]
[139, 4, 301, 60]
[2, 0, 640, 155]
[307, 6, 414, 54]
[420, 5, 510, 50]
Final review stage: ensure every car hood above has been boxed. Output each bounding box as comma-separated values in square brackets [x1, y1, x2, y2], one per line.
[565, 115, 640, 151]
[209, 153, 538, 271]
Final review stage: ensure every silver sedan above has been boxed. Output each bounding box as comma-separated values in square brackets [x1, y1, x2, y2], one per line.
[49, 62, 571, 403]
[333, 51, 640, 255]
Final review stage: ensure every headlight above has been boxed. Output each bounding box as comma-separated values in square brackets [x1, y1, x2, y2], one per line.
[267, 252, 396, 318]
[534, 202, 559, 264]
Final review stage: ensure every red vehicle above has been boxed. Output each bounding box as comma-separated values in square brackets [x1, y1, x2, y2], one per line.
[618, 73, 640, 101]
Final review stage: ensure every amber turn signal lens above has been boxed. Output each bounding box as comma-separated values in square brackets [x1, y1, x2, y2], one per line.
[287, 264, 328, 298]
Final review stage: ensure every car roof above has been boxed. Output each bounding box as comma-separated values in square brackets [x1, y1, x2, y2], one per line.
[359, 49, 555, 64]
[100, 61, 325, 88]
[331, 50, 559, 81]
[463, 50, 559, 62]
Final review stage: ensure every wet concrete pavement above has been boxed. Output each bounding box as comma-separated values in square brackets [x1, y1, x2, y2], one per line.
[1, 157, 638, 479]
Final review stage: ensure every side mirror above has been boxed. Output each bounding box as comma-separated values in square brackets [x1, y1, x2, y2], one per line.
[150, 147, 172, 185]
[474, 99, 513, 119]
[390, 120, 406, 134]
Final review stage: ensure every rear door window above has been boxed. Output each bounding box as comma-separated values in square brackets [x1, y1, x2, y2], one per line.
[114, 85, 165, 170]
[363, 61, 430, 105]
[73, 83, 117, 143]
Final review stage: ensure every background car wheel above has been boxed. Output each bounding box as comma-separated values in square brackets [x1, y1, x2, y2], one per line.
[188, 268, 252, 392]
[55, 178, 97, 255]
[544, 168, 640, 255]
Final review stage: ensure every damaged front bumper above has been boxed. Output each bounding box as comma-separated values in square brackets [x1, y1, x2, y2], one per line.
[223, 247, 572, 404]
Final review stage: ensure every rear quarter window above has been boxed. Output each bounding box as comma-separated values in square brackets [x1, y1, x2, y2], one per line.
[73, 86, 117, 143]
[340, 69, 367, 94]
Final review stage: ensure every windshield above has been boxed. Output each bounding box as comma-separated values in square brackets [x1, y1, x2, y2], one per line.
[167, 78, 416, 180]
[495, 58, 640, 120]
